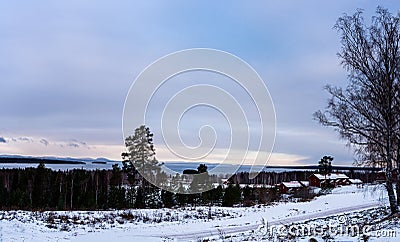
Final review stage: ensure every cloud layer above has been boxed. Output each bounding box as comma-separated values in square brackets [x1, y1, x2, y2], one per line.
[1, 1, 397, 165]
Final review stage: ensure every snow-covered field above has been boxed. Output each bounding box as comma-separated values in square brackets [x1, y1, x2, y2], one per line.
[0, 184, 397, 242]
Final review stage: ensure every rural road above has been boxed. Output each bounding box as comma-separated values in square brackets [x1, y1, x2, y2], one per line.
[157, 201, 381, 241]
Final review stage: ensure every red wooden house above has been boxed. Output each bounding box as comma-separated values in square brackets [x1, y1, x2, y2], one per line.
[309, 173, 349, 187]
[278, 181, 304, 193]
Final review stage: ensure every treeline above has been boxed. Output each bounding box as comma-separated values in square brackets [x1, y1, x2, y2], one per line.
[0, 165, 375, 210]
[228, 170, 376, 185]
[228, 171, 315, 185]
[0, 165, 115, 210]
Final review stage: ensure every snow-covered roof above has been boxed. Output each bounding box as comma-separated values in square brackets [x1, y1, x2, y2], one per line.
[299, 181, 309, 187]
[349, 179, 363, 184]
[212, 183, 274, 189]
[239, 184, 273, 189]
[332, 173, 349, 179]
[281, 181, 303, 188]
[312, 174, 327, 180]
[312, 173, 349, 180]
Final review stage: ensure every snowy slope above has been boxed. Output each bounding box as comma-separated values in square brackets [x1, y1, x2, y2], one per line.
[0, 184, 392, 242]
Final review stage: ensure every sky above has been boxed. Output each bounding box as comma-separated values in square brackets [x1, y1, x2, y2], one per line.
[1, 1, 399, 166]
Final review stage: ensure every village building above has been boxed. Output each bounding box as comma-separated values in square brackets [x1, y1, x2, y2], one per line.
[299, 181, 309, 187]
[278, 181, 306, 193]
[374, 170, 399, 183]
[309, 173, 350, 187]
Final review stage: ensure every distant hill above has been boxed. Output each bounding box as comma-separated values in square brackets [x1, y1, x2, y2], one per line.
[264, 165, 381, 172]
[0, 155, 382, 172]
[0, 155, 116, 165]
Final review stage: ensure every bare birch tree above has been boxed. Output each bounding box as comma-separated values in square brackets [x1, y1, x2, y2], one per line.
[314, 7, 400, 214]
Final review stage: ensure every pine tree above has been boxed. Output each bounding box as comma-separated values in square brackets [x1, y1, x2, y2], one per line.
[190, 164, 211, 193]
[161, 189, 174, 208]
[222, 184, 241, 207]
[123, 125, 160, 188]
[176, 183, 187, 206]
[124, 125, 158, 172]
[212, 185, 223, 206]
[134, 187, 144, 209]
[318, 156, 333, 189]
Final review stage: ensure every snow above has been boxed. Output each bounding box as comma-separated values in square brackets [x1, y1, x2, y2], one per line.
[238, 184, 273, 189]
[281, 181, 303, 188]
[0, 184, 394, 241]
[229, 206, 398, 242]
[312, 173, 349, 180]
[299, 181, 309, 187]
[349, 178, 363, 184]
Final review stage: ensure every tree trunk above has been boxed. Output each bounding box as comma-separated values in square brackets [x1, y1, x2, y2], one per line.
[70, 177, 74, 210]
[396, 178, 400, 206]
[386, 177, 397, 214]
[95, 173, 98, 208]
[396, 144, 400, 205]
[385, 151, 398, 213]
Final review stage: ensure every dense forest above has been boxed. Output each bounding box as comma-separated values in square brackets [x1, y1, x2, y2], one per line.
[0, 163, 376, 210]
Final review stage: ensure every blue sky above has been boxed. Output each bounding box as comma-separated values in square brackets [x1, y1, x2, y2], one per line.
[0, 1, 399, 166]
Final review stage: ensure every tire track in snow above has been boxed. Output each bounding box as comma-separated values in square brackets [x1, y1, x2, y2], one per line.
[161, 201, 380, 241]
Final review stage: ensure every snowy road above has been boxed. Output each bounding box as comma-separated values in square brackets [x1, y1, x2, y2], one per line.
[162, 201, 381, 241]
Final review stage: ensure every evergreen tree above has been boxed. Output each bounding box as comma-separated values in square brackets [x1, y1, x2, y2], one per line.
[222, 184, 241, 207]
[134, 187, 144, 209]
[318, 156, 333, 174]
[123, 125, 159, 177]
[123, 125, 162, 201]
[144, 184, 162, 208]
[242, 185, 254, 206]
[176, 183, 187, 206]
[110, 164, 122, 186]
[161, 189, 175, 208]
[212, 185, 223, 206]
[318, 156, 333, 189]
[190, 164, 211, 193]
[126, 186, 136, 208]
